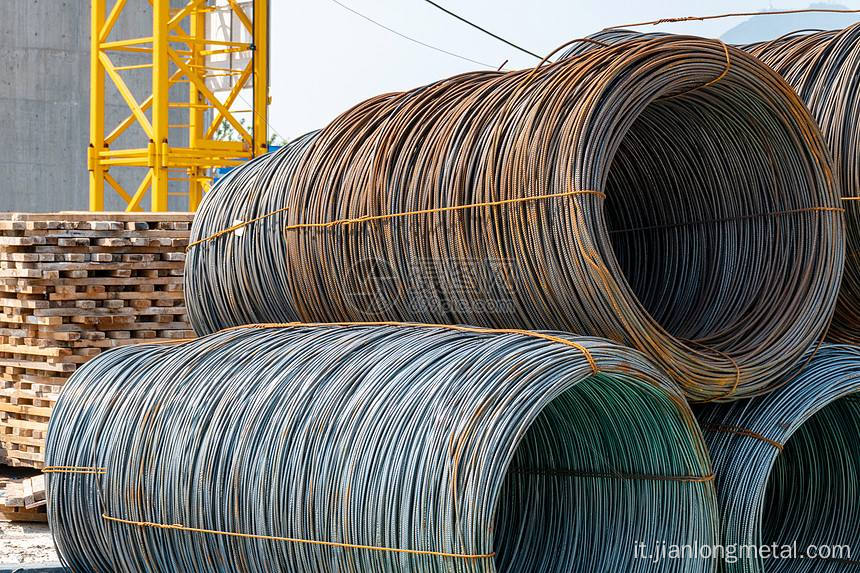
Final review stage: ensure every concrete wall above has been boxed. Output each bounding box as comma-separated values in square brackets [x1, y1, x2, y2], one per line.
[0, 1, 185, 212]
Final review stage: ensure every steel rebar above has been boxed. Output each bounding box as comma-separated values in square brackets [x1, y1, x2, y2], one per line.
[697, 343, 860, 572]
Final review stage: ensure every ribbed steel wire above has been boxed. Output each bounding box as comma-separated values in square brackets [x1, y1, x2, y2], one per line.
[745, 25, 860, 344]
[186, 35, 843, 402]
[696, 343, 860, 572]
[185, 131, 318, 329]
[565, 24, 860, 343]
[45, 323, 718, 572]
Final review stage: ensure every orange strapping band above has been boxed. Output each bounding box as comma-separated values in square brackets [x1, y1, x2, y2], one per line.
[702, 424, 784, 452]
[705, 41, 732, 88]
[102, 514, 494, 560]
[220, 321, 600, 375]
[48, 466, 493, 559]
[513, 467, 714, 483]
[186, 206, 290, 251]
[43, 466, 107, 475]
[282, 190, 606, 232]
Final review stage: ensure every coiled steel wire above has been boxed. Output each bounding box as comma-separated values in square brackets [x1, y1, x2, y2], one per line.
[696, 344, 860, 572]
[186, 35, 843, 402]
[565, 24, 860, 343]
[185, 131, 318, 327]
[46, 323, 718, 572]
[745, 25, 860, 343]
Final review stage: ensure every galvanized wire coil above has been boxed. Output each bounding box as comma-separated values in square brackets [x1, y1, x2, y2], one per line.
[565, 25, 860, 343]
[696, 343, 860, 572]
[45, 323, 718, 572]
[186, 35, 843, 401]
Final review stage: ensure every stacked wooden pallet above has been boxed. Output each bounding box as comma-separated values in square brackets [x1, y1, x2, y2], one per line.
[0, 473, 46, 522]
[0, 212, 194, 468]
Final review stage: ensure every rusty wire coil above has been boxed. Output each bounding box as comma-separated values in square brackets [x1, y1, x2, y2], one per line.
[565, 25, 860, 343]
[186, 35, 843, 402]
[46, 323, 718, 572]
[696, 343, 860, 572]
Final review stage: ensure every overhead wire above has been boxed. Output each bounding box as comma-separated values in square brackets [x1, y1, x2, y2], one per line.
[328, 0, 498, 68]
[420, 0, 543, 60]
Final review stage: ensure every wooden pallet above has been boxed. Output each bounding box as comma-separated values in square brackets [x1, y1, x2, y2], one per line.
[0, 213, 195, 468]
[0, 473, 47, 522]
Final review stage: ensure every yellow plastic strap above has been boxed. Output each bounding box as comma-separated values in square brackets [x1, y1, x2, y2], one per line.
[102, 514, 494, 560]
[282, 190, 606, 232]
[221, 321, 601, 375]
[43, 466, 107, 475]
[186, 206, 290, 251]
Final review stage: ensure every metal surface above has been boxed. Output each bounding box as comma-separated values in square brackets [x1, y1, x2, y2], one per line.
[88, 0, 269, 211]
[697, 344, 860, 572]
[46, 323, 718, 572]
[186, 35, 843, 402]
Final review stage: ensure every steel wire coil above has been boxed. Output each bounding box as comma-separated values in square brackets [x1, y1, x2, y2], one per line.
[696, 343, 860, 572]
[186, 35, 843, 402]
[185, 131, 318, 328]
[745, 25, 860, 343]
[565, 25, 860, 343]
[46, 323, 718, 572]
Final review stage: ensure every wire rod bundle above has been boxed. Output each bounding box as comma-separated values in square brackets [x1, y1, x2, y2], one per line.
[565, 25, 860, 343]
[45, 323, 718, 572]
[185, 131, 317, 328]
[744, 25, 860, 343]
[696, 344, 860, 572]
[186, 35, 843, 402]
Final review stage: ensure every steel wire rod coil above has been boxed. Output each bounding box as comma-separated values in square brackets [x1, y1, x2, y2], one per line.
[186, 35, 843, 402]
[744, 25, 860, 343]
[696, 343, 860, 572]
[565, 24, 860, 343]
[46, 323, 718, 572]
[185, 131, 318, 326]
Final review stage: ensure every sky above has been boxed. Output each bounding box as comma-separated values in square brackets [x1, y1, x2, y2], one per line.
[267, 1, 860, 140]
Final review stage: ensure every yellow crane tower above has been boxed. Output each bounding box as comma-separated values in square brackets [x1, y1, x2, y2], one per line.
[89, 0, 269, 211]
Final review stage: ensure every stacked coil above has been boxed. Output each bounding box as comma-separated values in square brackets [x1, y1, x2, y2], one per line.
[565, 24, 860, 343]
[185, 132, 317, 329]
[745, 24, 860, 343]
[45, 324, 718, 572]
[697, 344, 860, 572]
[186, 35, 843, 402]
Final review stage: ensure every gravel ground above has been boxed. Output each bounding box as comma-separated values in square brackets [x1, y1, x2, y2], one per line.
[0, 521, 57, 565]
